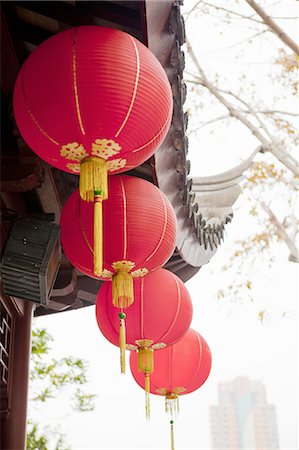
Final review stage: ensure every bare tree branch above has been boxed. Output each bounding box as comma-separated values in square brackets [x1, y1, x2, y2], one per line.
[198, 1, 263, 24]
[245, 0, 299, 55]
[197, 114, 231, 128]
[244, 110, 299, 117]
[185, 38, 299, 175]
[260, 201, 299, 262]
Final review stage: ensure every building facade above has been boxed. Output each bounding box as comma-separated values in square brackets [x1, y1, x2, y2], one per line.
[210, 376, 280, 450]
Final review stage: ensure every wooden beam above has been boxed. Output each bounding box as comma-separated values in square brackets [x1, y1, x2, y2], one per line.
[0, 295, 33, 450]
[143, 0, 174, 65]
[0, 10, 20, 98]
[0, 157, 44, 193]
[13, 1, 141, 32]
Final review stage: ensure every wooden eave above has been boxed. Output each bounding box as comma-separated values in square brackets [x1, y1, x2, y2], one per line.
[1, 0, 201, 317]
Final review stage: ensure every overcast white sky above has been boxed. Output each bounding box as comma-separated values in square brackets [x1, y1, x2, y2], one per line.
[30, 1, 298, 449]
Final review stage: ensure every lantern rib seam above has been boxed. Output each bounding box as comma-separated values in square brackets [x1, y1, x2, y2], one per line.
[21, 65, 59, 146]
[78, 199, 94, 255]
[158, 273, 182, 343]
[145, 189, 168, 262]
[131, 117, 170, 153]
[114, 36, 140, 139]
[72, 28, 86, 136]
[184, 333, 203, 389]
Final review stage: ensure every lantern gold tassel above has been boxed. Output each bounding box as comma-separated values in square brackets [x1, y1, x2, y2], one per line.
[136, 340, 154, 420]
[137, 341, 154, 373]
[112, 271, 134, 308]
[170, 420, 175, 450]
[119, 312, 126, 374]
[165, 393, 179, 417]
[79, 156, 108, 202]
[94, 195, 103, 275]
[145, 372, 151, 421]
[79, 156, 108, 276]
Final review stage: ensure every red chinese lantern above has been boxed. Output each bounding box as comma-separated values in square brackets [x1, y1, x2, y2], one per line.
[96, 268, 193, 414]
[130, 329, 212, 445]
[61, 174, 176, 305]
[13, 26, 173, 273]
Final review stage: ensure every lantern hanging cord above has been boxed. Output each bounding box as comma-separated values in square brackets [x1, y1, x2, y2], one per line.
[119, 311, 126, 374]
[170, 419, 175, 450]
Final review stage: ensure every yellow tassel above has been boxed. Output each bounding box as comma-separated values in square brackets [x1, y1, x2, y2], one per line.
[137, 346, 154, 373]
[112, 271, 134, 308]
[170, 420, 175, 450]
[119, 312, 126, 374]
[94, 196, 103, 276]
[79, 156, 108, 202]
[165, 394, 179, 417]
[145, 372, 151, 421]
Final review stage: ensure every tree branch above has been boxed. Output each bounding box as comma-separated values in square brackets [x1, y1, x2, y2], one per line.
[199, 1, 263, 24]
[243, 110, 299, 117]
[197, 114, 231, 128]
[245, 0, 299, 55]
[185, 39, 299, 175]
[260, 200, 299, 262]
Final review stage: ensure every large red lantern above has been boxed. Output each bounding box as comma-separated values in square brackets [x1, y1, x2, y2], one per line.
[130, 329, 211, 436]
[61, 175, 176, 306]
[96, 268, 193, 411]
[14, 26, 173, 273]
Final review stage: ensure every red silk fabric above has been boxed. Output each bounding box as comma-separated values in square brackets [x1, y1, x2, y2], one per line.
[13, 26, 172, 175]
[96, 268, 192, 348]
[60, 175, 177, 279]
[130, 329, 212, 395]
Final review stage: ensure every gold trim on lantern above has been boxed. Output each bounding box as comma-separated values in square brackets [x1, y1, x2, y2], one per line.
[66, 163, 81, 173]
[131, 268, 149, 278]
[135, 339, 153, 348]
[92, 139, 121, 159]
[60, 142, 88, 162]
[151, 342, 166, 350]
[112, 260, 135, 273]
[173, 387, 186, 395]
[106, 158, 127, 172]
[100, 269, 113, 278]
[126, 344, 138, 351]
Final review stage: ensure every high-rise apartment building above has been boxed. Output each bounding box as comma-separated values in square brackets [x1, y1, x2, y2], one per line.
[210, 376, 280, 449]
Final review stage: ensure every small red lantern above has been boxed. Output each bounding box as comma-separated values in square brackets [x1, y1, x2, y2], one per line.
[14, 26, 173, 273]
[61, 175, 176, 306]
[96, 268, 193, 412]
[130, 329, 211, 439]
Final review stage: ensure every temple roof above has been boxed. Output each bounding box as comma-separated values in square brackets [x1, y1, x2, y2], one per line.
[0, 0, 256, 315]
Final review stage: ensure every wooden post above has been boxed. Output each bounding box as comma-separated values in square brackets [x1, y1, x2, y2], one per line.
[1, 296, 33, 450]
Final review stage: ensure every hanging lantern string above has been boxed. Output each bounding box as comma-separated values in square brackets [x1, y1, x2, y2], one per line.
[119, 311, 126, 374]
[170, 419, 175, 450]
[79, 156, 108, 276]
